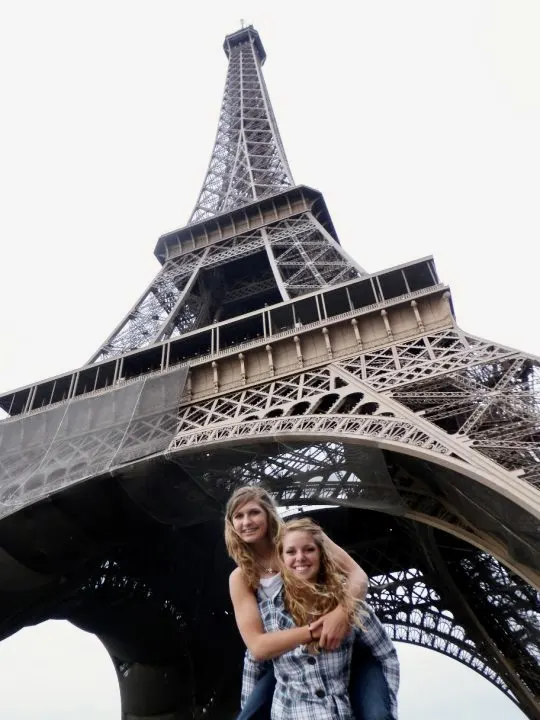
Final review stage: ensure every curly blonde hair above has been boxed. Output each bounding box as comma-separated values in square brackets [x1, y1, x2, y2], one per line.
[224, 486, 283, 590]
[278, 517, 361, 652]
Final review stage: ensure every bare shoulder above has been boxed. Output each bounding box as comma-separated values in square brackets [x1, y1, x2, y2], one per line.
[229, 566, 250, 592]
[230, 566, 242, 581]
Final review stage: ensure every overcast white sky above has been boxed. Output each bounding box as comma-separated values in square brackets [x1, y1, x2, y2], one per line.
[0, 1, 538, 718]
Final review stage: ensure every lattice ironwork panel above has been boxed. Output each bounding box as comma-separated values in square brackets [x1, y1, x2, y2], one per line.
[447, 550, 540, 698]
[338, 330, 516, 390]
[190, 29, 293, 223]
[91, 247, 208, 361]
[351, 516, 540, 712]
[177, 367, 337, 429]
[369, 569, 510, 693]
[265, 213, 361, 297]
[380, 343, 540, 486]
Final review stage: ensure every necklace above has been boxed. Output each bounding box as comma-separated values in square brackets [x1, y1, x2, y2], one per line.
[255, 557, 278, 575]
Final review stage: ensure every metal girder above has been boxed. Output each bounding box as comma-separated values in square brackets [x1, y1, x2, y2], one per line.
[90, 29, 365, 362]
[90, 209, 364, 361]
[189, 28, 293, 223]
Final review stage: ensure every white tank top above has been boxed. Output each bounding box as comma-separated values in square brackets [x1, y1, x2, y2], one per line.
[259, 573, 282, 599]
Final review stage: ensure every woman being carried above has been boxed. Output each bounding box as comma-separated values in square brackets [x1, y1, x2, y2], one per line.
[226, 486, 399, 720]
[257, 516, 365, 718]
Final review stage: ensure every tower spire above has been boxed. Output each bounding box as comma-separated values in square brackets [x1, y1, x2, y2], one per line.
[189, 26, 294, 223]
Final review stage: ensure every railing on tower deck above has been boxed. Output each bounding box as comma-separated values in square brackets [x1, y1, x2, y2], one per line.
[0, 258, 445, 419]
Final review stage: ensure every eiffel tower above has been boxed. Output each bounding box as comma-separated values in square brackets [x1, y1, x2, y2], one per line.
[0, 24, 538, 720]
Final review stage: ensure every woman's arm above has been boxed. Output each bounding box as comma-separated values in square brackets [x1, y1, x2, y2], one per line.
[324, 533, 369, 601]
[229, 568, 321, 661]
[318, 533, 369, 650]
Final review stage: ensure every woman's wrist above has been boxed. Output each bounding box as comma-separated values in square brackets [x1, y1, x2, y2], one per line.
[301, 624, 313, 644]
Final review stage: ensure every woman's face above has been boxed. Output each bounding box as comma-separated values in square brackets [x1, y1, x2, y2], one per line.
[282, 530, 321, 582]
[231, 500, 269, 544]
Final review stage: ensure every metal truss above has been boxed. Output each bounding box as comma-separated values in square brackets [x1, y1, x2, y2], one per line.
[91, 211, 361, 361]
[170, 326, 540, 561]
[172, 327, 540, 486]
[264, 213, 361, 297]
[90, 233, 258, 361]
[190, 27, 293, 223]
[361, 518, 540, 711]
[88, 25, 362, 362]
[368, 567, 508, 686]
[386, 346, 540, 486]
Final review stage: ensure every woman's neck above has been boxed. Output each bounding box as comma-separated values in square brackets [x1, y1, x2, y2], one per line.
[251, 538, 278, 575]
[251, 536, 273, 556]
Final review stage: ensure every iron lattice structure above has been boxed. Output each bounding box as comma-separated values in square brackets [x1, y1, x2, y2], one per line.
[0, 25, 539, 720]
[190, 29, 293, 222]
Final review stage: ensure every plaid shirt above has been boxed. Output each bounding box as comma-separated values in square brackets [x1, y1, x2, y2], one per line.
[241, 580, 399, 720]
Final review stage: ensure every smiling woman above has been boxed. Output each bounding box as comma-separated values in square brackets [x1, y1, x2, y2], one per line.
[259, 519, 364, 719]
[0, 620, 120, 719]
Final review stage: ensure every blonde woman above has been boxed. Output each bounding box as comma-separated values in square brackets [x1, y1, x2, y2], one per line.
[225, 487, 399, 720]
[271, 517, 364, 717]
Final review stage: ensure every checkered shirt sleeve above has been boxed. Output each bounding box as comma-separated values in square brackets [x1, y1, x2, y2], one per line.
[240, 649, 269, 709]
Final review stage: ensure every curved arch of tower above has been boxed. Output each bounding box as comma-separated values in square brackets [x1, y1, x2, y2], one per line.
[0, 25, 538, 720]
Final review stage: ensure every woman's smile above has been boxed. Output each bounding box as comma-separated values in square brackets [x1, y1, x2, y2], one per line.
[290, 562, 312, 576]
[242, 527, 260, 538]
[282, 530, 321, 582]
[232, 500, 269, 543]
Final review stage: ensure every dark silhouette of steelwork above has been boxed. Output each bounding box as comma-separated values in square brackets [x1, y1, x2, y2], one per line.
[0, 25, 538, 719]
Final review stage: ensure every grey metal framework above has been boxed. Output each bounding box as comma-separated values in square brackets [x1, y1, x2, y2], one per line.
[0, 24, 538, 720]
[89, 198, 363, 362]
[88, 26, 353, 364]
[190, 27, 293, 222]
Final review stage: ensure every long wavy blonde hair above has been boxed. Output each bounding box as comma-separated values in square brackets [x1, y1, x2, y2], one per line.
[278, 518, 361, 651]
[224, 486, 282, 590]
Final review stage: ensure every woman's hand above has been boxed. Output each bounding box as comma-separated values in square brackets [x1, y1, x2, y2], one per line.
[318, 605, 350, 650]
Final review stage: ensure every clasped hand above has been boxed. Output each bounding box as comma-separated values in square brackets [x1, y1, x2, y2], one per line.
[308, 605, 350, 651]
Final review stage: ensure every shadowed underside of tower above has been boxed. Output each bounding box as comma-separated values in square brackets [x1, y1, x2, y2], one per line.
[0, 25, 539, 720]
